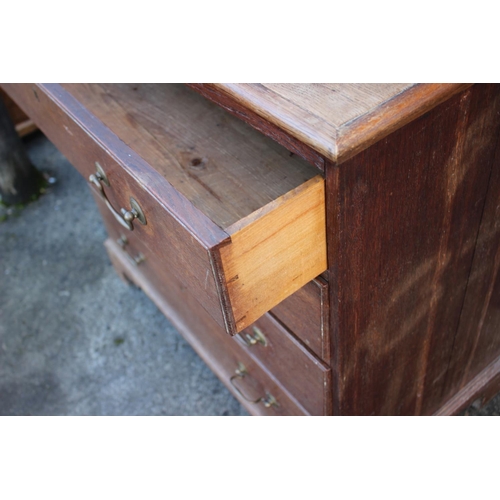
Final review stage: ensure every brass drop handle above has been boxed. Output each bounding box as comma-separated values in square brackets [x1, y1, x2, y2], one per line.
[116, 234, 128, 248]
[239, 326, 268, 347]
[89, 162, 146, 231]
[229, 362, 279, 408]
[116, 235, 146, 267]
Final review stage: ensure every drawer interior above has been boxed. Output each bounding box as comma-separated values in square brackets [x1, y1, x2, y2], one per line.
[60, 83, 327, 332]
[62, 83, 320, 229]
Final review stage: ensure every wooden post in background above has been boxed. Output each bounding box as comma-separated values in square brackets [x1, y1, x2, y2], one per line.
[0, 94, 44, 205]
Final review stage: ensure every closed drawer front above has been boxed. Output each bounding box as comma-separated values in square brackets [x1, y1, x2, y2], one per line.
[105, 236, 309, 416]
[236, 314, 331, 415]
[97, 180, 330, 367]
[271, 277, 330, 363]
[97, 194, 331, 415]
[3, 83, 327, 337]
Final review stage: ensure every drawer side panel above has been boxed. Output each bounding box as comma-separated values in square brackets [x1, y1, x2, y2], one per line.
[218, 176, 327, 333]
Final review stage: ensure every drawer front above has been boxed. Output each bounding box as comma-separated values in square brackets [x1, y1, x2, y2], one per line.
[3, 83, 327, 336]
[236, 314, 331, 415]
[105, 236, 308, 416]
[98, 194, 331, 415]
[271, 277, 330, 363]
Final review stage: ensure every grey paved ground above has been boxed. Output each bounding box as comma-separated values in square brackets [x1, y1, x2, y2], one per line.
[0, 133, 498, 416]
[0, 133, 247, 416]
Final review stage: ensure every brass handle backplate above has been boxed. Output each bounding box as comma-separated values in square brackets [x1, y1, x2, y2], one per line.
[89, 162, 146, 231]
[239, 326, 268, 347]
[229, 362, 279, 408]
[116, 235, 146, 267]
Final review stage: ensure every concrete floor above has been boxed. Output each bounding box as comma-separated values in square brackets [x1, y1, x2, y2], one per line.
[0, 133, 247, 416]
[0, 132, 498, 416]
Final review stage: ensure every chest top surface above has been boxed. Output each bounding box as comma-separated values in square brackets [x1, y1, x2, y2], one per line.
[192, 83, 472, 165]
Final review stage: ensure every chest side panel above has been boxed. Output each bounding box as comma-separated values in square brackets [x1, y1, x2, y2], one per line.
[328, 84, 500, 415]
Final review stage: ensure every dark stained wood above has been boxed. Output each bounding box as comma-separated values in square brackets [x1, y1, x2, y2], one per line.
[0, 88, 29, 126]
[0, 89, 37, 138]
[105, 235, 308, 416]
[435, 355, 500, 415]
[443, 125, 500, 400]
[98, 179, 330, 414]
[236, 313, 332, 415]
[270, 277, 330, 363]
[336, 83, 473, 163]
[326, 162, 342, 414]
[5, 81, 500, 415]
[0, 95, 44, 205]
[189, 83, 472, 165]
[327, 84, 500, 415]
[187, 83, 326, 170]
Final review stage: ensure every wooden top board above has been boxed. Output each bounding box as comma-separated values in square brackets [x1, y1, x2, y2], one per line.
[189, 83, 473, 165]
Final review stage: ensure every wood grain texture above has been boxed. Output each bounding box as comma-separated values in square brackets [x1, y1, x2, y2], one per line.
[9, 81, 496, 415]
[218, 176, 327, 332]
[443, 115, 500, 400]
[2, 83, 326, 336]
[189, 83, 472, 166]
[105, 236, 309, 415]
[186, 83, 326, 170]
[1, 83, 231, 330]
[336, 83, 473, 163]
[236, 313, 331, 415]
[270, 277, 330, 363]
[327, 84, 500, 415]
[435, 355, 500, 416]
[63, 83, 319, 229]
[98, 176, 331, 414]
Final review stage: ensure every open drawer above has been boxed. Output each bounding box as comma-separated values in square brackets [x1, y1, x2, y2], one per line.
[2, 83, 327, 335]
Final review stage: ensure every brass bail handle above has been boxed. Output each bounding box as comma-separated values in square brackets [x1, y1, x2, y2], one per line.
[229, 362, 279, 408]
[116, 235, 146, 267]
[88, 162, 146, 231]
[240, 326, 267, 347]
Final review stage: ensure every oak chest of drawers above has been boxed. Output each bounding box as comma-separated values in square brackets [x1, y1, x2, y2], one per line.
[3, 82, 500, 415]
